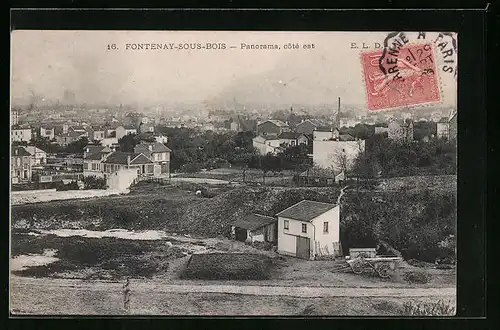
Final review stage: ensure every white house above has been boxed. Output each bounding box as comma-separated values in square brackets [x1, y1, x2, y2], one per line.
[11, 126, 32, 143]
[252, 135, 282, 155]
[278, 132, 309, 147]
[313, 128, 340, 141]
[436, 117, 450, 139]
[276, 200, 341, 260]
[23, 146, 47, 165]
[313, 137, 365, 173]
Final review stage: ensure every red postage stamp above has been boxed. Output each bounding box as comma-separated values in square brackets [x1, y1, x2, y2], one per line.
[361, 43, 441, 111]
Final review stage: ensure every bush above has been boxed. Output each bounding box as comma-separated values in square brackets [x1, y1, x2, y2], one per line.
[402, 300, 455, 316]
[181, 253, 273, 280]
[83, 176, 108, 190]
[404, 271, 430, 284]
[55, 180, 79, 191]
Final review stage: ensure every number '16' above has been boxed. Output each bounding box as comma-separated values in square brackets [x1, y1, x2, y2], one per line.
[107, 44, 117, 50]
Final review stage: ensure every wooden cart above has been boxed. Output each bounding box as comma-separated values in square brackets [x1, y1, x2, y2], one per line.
[346, 256, 402, 278]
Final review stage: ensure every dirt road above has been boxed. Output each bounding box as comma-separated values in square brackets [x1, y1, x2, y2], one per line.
[10, 275, 456, 315]
[10, 275, 455, 298]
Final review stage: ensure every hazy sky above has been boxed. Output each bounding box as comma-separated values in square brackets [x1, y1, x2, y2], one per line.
[11, 30, 457, 109]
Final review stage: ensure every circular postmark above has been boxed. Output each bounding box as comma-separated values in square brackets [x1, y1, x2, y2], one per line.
[361, 31, 457, 111]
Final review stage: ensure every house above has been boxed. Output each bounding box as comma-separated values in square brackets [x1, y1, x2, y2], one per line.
[24, 146, 47, 165]
[256, 120, 290, 136]
[295, 119, 329, 135]
[11, 146, 33, 182]
[138, 122, 155, 134]
[231, 214, 277, 244]
[99, 137, 119, 148]
[115, 125, 138, 140]
[11, 125, 32, 143]
[436, 117, 450, 139]
[83, 145, 114, 178]
[313, 137, 365, 173]
[313, 127, 340, 141]
[374, 126, 389, 135]
[86, 127, 106, 141]
[449, 111, 457, 140]
[276, 200, 341, 260]
[102, 151, 155, 177]
[55, 130, 86, 146]
[39, 126, 55, 140]
[388, 119, 414, 143]
[437, 110, 457, 140]
[11, 109, 19, 126]
[297, 167, 336, 186]
[278, 132, 309, 147]
[252, 135, 282, 155]
[133, 142, 171, 176]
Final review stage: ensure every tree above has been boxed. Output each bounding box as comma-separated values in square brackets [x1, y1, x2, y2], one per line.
[65, 137, 89, 154]
[118, 133, 138, 152]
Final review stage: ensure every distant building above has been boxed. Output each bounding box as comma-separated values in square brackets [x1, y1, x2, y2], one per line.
[115, 126, 138, 140]
[295, 119, 329, 135]
[40, 126, 55, 140]
[11, 126, 32, 143]
[24, 146, 47, 165]
[11, 146, 32, 182]
[313, 136, 365, 173]
[83, 145, 114, 178]
[277, 132, 309, 148]
[11, 110, 19, 126]
[138, 122, 155, 134]
[436, 117, 450, 139]
[374, 126, 389, 135]
[133, 142, 171, 177]
[276, 200, 341, 260]
[55, 130, 86, 146]
[256, 120, 290, 136]
[85, 127, 106, 141]
[313, 127, 340, 141]
[252, 135, 283, 155]
[388, 119, 414, 143]
[449, 111, 457, 140]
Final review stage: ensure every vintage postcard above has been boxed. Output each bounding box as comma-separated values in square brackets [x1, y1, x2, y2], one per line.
[10, 30, 457, 316]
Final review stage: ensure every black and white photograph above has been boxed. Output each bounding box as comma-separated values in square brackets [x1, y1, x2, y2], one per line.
[10, 30, 457, 316]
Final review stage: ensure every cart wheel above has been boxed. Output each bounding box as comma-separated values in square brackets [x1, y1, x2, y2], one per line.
[349, 260, 364, 274]
[376, 263, 392, 278]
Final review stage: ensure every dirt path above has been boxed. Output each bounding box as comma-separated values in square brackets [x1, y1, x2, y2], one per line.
[10, 275, 455, 298]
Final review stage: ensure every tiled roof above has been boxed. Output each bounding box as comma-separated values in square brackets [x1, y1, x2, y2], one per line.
[134, 142, 171, 153]
[85, 152, 106, 161]
[12, 146, 32, 157]
[437, 117, 449, 123]
[278, 132, 306, 139]
[276, 200, 337, 222]
[103, 151, 138, 165]
[232, 214, 276, 230]
[338, 134, 355, 141]
[260, 119, 289, 127]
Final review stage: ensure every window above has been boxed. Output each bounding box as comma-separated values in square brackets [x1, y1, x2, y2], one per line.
[17, 158, 21, 166]
[323, 222, 329, 233]
[302, 224, 307, 233]
[284, 220, 289, 230]
[92, 163, 97, 171]
[291, 141, 296, 146]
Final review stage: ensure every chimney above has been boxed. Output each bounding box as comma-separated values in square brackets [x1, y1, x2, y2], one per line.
[148, 145, 153, 151]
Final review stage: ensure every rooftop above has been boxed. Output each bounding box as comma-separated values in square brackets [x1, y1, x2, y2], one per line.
[11, 146, 32, 157]
[278, 132, 306, 139]
[276, 200, 337, 222]
[134, 142, 172, 153]
[260, 119, 289, 127]
[102, 151, 153, 165]
[232, 214, 276, 230]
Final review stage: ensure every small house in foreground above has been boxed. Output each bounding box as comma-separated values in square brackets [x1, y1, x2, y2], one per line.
[276, 200, 341, 260]
[231, 214, 277, 244]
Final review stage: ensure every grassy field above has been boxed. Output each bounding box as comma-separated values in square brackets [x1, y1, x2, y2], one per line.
[11, 232, 187, 280]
